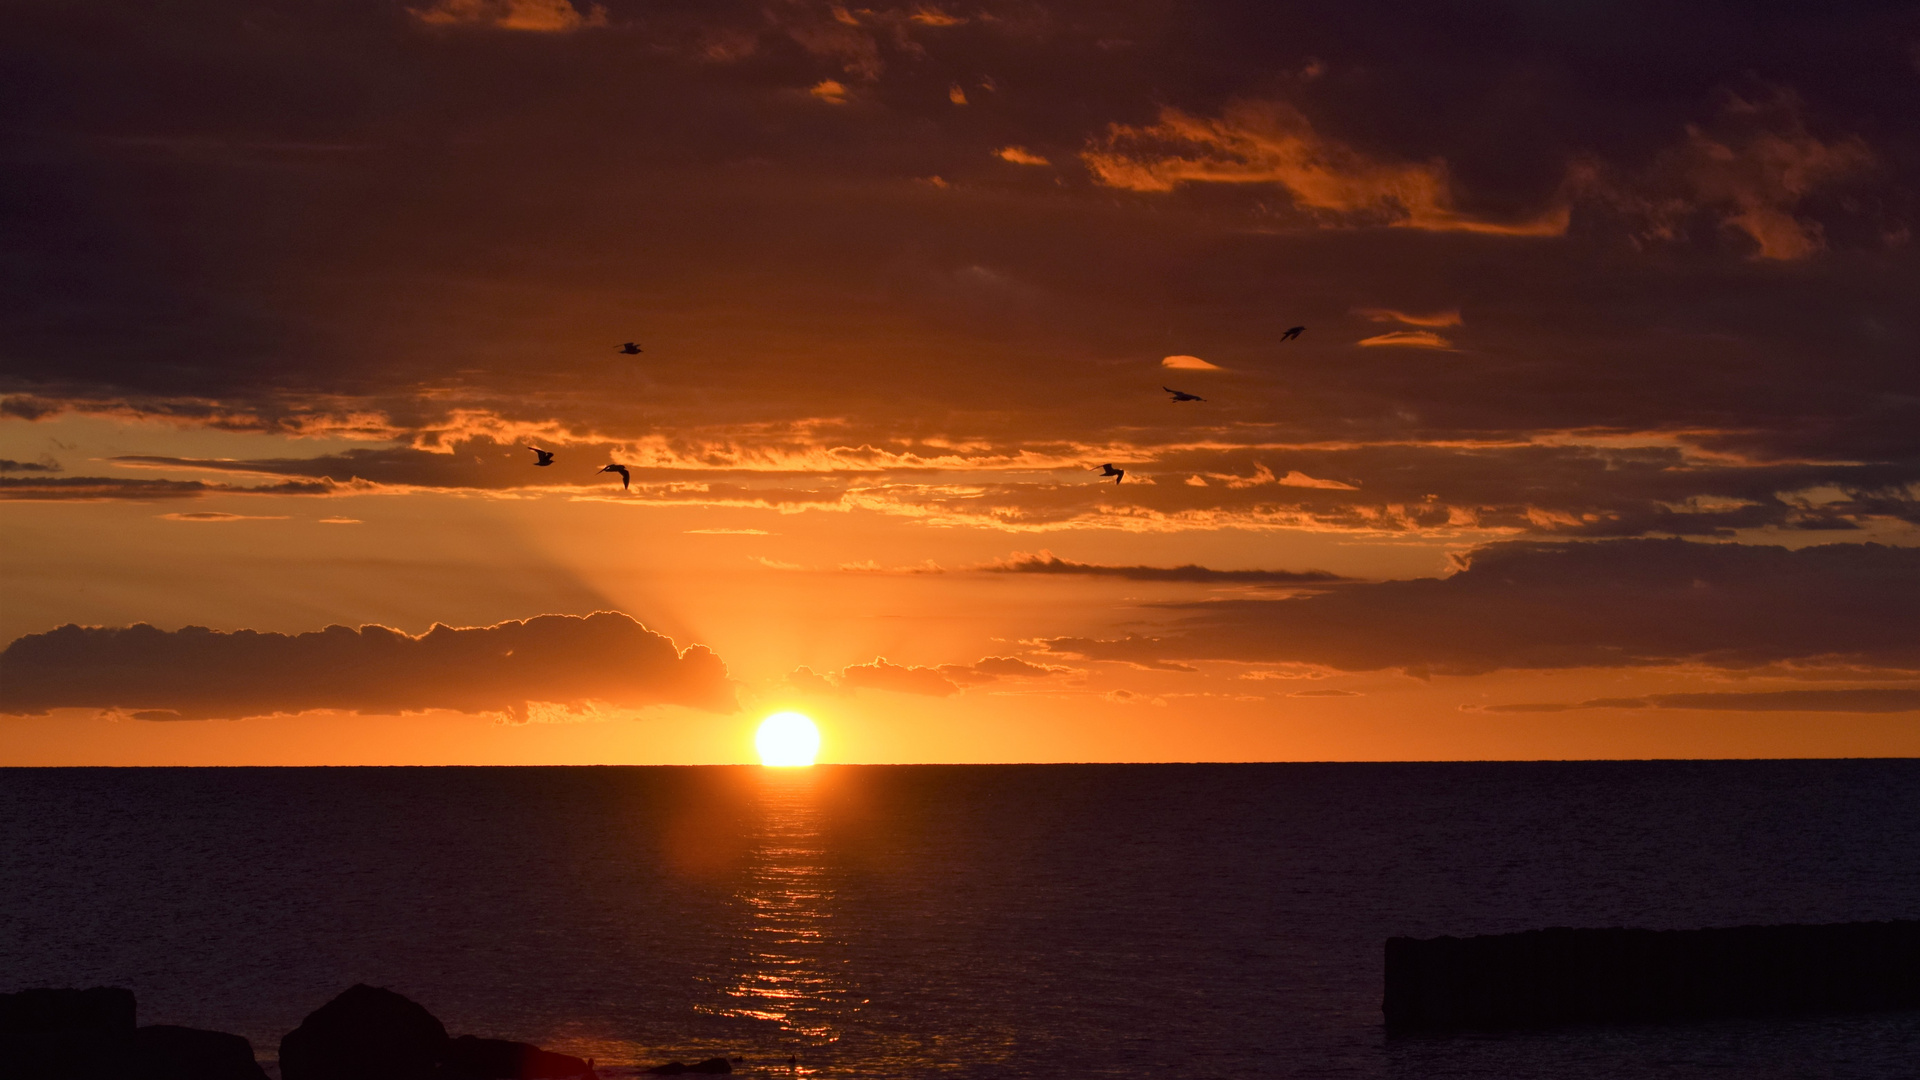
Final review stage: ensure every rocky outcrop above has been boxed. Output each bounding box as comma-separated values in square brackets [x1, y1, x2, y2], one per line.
[0, 989, 265, 1080]
[1385, 919, 1920, 1031]
[126, 1026, 268, 1080]
[278, 985, 449, 1080]
[443, 1036, 596, 1079]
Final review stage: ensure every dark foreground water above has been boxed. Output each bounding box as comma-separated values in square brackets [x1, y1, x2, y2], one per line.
[2, 762, 1918, 1078]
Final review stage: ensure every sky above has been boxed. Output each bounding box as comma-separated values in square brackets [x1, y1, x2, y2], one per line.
[3, 0, 1919, 764]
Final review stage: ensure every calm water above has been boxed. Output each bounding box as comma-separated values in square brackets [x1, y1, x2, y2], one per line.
[2, 762, 1918, 1078]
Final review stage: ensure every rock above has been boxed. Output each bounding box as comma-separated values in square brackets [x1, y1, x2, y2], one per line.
[278, 985, 448, 1080]
[1385, 918, 1920, 1031]
[443, 1035, 596, 1079]
[126, 1026, 268, 1080]
[645, 1059, 731, 1075]
[0, 988, 136, 1036]
[0, 987, 137, 1080]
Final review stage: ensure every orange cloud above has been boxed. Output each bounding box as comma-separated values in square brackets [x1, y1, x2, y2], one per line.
[1357, 330, 1452, 349]
[1276, 470, 1357, 490]
[1083, 101, 1569, 235]
[158, 512, 290, 522]
[1161, 355, 1222, 370]
[411, 0, 607, 31]
[788, 655, 1074, 697]
[810, 80, 851, 105]
[1354, 308, 1463, 328]
[995, 146, 1050, 166]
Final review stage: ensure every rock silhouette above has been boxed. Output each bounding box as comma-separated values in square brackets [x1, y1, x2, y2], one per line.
[444, 1035, 596, 1079]
[279, 984, 449, 1080]
[128, 1025, 269, 1080]
[1, 988, 265, 1080]
[1385, 919, 1920, 1030]
[645, 1058, 733, 1074]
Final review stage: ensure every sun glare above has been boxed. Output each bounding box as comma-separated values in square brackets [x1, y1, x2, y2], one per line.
[756, 712, 821, 767]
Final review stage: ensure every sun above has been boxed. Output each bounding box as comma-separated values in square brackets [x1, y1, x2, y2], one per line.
[756, 711, 821, 767]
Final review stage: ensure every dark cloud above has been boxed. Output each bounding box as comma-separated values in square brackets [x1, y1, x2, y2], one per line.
[787, 654, 1074, 697]
[1482, 688, 1920, 713]
[1039, 540, 1920, 677]
[0, 476, 334, 501]
[0, 457, 60, 472]
[4, 0, 1920, 535]
[982, 550, 1344, 585]
[0, 612, 735, 721]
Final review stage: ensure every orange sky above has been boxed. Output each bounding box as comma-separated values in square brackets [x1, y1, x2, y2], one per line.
[3, 0, 1919, 763]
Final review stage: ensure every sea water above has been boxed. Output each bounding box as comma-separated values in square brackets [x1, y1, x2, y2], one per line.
[2, 761, 1917, 1078]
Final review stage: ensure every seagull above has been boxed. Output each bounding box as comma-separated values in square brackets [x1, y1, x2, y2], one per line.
[1164, 386, 1205, 403]
[525, 446, 555, 467]
[600, 463, 630, 490]
[1281, 326, 1305, 341]
[1096, 463, 1125, 484]
[617, 342, 643, 355]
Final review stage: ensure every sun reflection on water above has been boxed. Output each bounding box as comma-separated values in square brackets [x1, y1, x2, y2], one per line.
[701, 770, 859, 1049]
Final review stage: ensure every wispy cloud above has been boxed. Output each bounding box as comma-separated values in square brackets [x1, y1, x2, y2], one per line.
[1161, 355, 1222, 370]
[1481, 688, 1920, 713]
[411, 0, 607, 32]
[1356, 331, 1452, 349]
[995, 146, 1050, 166]
[1084, 100, 1569, 236]
[1354, 308, 1462, 328]
[810, 80, 851, 105]
[787, 654, 1074, 698]
[982, 550, 1344, 585]
[158, 512, 290, 522]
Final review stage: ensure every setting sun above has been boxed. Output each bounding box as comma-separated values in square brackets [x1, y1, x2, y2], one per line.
[755, 712, 821, 767]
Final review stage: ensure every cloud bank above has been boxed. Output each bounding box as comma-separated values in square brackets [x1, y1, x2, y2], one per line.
[1040, 540, 1920, 677]
[0, 613, 735, 721]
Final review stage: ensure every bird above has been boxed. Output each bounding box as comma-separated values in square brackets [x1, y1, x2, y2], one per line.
[617, 342, 642, 355]
[1281, 326, 1305, 341]
[1164, 386, 1205, 402]
[525, 446, 555, 467]
[600, 463, 630, 490]
[1096, 463, 1125, 484]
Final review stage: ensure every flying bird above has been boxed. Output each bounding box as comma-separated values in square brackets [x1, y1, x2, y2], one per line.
[1281, 326, 1305, 341]
[1096, 463, 1125, 484]
[600, 463, 630, 490]
[525, 446, 555, 467]
[617, 342, 643, 355]
[1164, 386, 1205, 403]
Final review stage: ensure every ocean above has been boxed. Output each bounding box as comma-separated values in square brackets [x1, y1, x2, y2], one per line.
[2, 761, 1917, 1078]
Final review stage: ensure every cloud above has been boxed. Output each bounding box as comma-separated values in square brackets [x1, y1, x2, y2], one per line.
[1289, 688, 1361, 697]
[0, 613, 736, 721]
[1037, 540, 1920, 677]
[1275, 470, 1356, 490]
[410, 0, 607, 32]
[0, 457, 61, 473]
[1355, 309, 1463, 328]
[1161, 355, 1222, 370]
[0, 477, 335, 502]
[1356, 331, 1452, 349]
[980, 550, 1345, 585]
[1602, 91, 1879, 261]
[158, 512, 290, 522]
[811, 80, 851, 105]
[1482, 688, 1920, 714]
[787, 654, 1074, 697]
[318, 517, 362, 524]
[1083, 100, 1569, 236]
[686, 528, 771, 535]
[995, 146, 1050, 166]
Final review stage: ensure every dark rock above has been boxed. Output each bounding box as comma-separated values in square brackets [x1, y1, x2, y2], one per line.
[1384, 918, 1920, 1031]
[126, 1026, 267, 1080]
[0, 989, 135, 1036]
[645, 1059, 732, 1075]
[0, 987, 137, 1080]
[444, 1035, 596, 1079]
[278, 985, 448, 1080]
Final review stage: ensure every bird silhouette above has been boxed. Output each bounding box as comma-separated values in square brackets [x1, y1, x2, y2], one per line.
[525, 446, 555, 467]
[617, 342, 643, 355]
[1281, 326, 1305, 341]
[1096, 463, 1125, 484]
[600, 463, 630, 490]
[1164, 386, 1205, 402]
